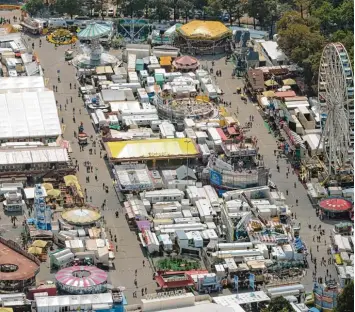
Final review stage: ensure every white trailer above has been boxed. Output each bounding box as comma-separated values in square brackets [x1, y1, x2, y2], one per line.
[203, 185, 219, 208]
[95, 109, 108, 128]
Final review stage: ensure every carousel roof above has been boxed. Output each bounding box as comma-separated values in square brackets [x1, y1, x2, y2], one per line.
[61, 208, 101, 225]
[172, 55, 199, 69]
[77, 23, 111, 40]
[319, 198, 352, 212]
[55, 266, 108, 288]
[178, 20, 231, 40]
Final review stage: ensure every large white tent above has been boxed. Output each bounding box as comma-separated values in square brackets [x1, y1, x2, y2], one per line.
[0, 147, 69, 165]
[0, 76, 45, 92]
[0, 90, 61, 140]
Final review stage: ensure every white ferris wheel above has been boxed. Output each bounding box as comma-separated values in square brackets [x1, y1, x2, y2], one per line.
[318, 42, 354, 174]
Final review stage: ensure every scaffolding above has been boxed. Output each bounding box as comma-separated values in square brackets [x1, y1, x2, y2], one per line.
[153, 94, 216, 123]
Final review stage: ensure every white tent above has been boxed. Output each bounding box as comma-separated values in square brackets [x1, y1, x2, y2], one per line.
[0, 90, 61, 140]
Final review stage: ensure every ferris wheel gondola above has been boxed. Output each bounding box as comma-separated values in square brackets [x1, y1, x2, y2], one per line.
[317, 42, 354, 175]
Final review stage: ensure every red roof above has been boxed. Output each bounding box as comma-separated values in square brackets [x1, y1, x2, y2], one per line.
[216, 128, 227, 141]
[227, 127, 237, 135]
[319, 198, 352, 212]
[274, 91, 296, 98]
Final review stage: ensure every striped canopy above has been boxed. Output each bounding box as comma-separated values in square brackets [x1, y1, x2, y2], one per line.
[77, 23, 110, 40]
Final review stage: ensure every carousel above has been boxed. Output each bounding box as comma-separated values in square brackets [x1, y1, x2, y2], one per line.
[61, 207, 101, 227]
[55, 266, 108, 294]
[172, 55, 200, 72]
[318, 197, 353, 219]
[72, 22, 119, 69]
[47, 29, 77, 45]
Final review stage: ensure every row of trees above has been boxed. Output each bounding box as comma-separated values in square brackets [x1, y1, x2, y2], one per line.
[24, 0, 312, 27]
[276, 0, 353, 92]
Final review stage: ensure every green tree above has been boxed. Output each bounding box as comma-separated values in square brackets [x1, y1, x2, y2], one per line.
[207, 0, 222, 19]
[121, 0, 146, 17]
[55, 0, 83, 19]
[277, 11, 324, 89]
[245, 0, 269, 28]
[293, 0, 310, 18]
[331, 30, 354, 65]
[24, 0, 45, 16]
[221, 0, 244, 26]
[178, 0, 194, 23]
[262, 296, 294, 312]
[148, 0, 170, 22]
[334, 281, 354, 312]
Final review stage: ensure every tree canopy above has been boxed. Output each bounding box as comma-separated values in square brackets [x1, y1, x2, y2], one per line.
[24, 0, 45, 16]
[334, 281, 354, 312]
[54, 0, 83, 19]
[262, 296, 294, 312]
[276, 0, 354, 93]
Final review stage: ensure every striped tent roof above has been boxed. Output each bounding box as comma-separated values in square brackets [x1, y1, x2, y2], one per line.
[77, 23, 110, 40]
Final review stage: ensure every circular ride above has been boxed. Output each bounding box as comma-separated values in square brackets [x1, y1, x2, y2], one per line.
[72, 22, 119, 68]
[317, 43, 354, 175]
[318, 197, 352, 219]
[174, 20, 232, 55]
[55, 266, 108, 294]
[61, 207, 101, 226]
[153, 94, 216, 123]
[47, 29, 77, 45]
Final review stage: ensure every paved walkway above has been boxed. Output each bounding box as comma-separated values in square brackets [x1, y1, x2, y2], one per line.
[0, 8, 338, 297]
[198, 55, 338, 290]
[31, 37, 156, 302]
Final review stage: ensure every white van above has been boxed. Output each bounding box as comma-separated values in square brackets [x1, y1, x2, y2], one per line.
[48, 19, 67, 29]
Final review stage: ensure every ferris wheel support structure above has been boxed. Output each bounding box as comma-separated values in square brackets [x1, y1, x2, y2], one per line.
[317, 42, 354, 175]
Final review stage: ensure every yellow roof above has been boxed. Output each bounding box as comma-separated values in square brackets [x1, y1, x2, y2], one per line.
[160, 56, 172, 66]
[32, 240, 48, 248]
[28, 246, 42, 255]
[107, 138, 199, 160]
[61, 208, 101, 225]
[64, 175, 84, 198]
[178, 20, 232, 40]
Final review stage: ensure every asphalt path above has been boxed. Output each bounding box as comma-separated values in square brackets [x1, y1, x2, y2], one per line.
[198, 55, 339, 291]
[0, 9, 340, 298]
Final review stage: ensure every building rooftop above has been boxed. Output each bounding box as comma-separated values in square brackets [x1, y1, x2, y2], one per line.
[0, 238, 40, 281]
[0, 90, 61, 140]
[107, 138, 199, 161]
[176, 165, 197, 180]
[260, 41, 287, 62]
[0, 147, 69, 165]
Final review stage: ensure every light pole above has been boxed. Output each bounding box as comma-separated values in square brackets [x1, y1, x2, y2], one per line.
[184, 139, 190, 178]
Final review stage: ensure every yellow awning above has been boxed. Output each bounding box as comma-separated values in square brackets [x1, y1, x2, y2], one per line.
[283, 78, 297, 86]
[47, 189, 61, 198]
[32, 240, 48, 248]
[42, 183, 53, 191]
[64, 175, 84, 198]
[160, 56, 172, 66]
[264, 80, 278, 87]
[263, 90, 276, 97]
[28, 247, 42, 255]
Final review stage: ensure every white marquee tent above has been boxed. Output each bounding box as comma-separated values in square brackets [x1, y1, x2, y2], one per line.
[0, 90, 61, 140]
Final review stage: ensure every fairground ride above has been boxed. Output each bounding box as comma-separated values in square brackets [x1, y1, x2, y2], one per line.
[316, 42, 354, 180]
[118, 17, 150, 43]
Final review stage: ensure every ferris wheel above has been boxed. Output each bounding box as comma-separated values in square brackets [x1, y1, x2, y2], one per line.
[317, 42, 354, 174]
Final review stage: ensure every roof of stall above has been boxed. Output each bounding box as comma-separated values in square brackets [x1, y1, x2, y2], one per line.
[0, 90, 61, 140]
[178, 20, 232, 40]
[77, 22, 110, 40]
[106, 138, 199, 161]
